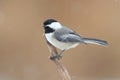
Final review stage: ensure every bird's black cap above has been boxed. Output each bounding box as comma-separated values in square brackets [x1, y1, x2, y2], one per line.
[43, 19, 57, 26]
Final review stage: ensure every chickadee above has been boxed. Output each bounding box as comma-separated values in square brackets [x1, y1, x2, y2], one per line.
[43, 19, 108, 60]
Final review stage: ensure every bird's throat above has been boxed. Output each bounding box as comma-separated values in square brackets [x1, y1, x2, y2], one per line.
[44, 26, 55, 33]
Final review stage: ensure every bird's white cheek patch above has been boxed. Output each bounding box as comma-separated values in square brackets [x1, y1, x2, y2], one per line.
[47, 22, 62, 30]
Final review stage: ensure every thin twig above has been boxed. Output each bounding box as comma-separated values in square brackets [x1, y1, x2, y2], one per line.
[44, 35, 71, 80]
[53, 59, 71, 80]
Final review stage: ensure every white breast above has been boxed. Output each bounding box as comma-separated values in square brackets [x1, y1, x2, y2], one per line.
[45, 33, 79, 50]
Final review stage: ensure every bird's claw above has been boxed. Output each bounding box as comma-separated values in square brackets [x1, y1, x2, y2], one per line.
[49, 54, 62, 60]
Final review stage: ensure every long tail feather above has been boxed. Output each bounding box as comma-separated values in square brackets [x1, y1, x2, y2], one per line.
[83, 38, 108, 46]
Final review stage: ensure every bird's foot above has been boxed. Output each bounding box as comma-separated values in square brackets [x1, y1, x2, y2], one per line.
[49, 54, 62, 60]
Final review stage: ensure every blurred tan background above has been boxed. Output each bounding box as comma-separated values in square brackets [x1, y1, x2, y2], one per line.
[0, 0, 120, 80]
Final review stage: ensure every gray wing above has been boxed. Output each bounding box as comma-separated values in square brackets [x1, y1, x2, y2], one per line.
[54, 27, 84, 43]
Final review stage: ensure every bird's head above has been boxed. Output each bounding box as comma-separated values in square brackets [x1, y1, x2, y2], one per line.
[43, 19, 62, 32]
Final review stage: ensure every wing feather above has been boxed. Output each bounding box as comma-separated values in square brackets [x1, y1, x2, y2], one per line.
[54, 27, 84, 43]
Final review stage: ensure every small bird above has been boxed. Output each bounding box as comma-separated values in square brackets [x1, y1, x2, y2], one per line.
[42, 19, 108, 60]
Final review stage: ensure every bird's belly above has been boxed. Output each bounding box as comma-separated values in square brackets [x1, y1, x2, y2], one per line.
[45, 33, 79, 50]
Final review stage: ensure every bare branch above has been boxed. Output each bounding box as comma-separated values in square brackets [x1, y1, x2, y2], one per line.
[44, 35, 71, 80]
